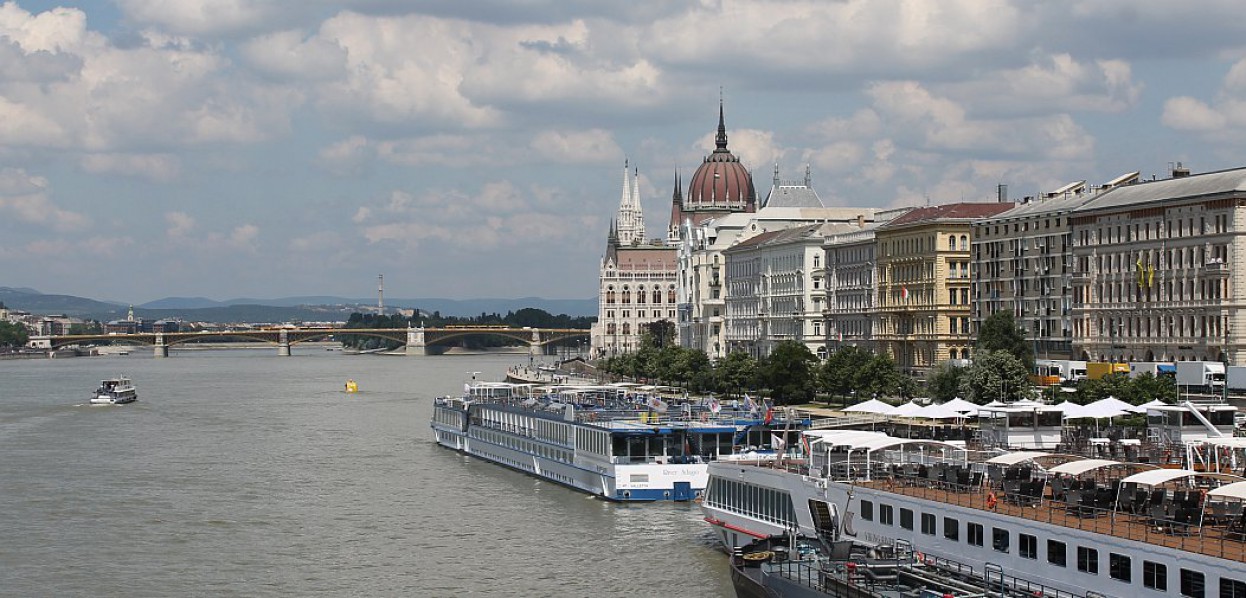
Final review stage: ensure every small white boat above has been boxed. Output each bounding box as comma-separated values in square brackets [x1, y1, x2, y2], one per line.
[91, 376, 137, 405]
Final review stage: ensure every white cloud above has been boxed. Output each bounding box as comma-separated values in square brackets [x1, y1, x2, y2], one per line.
[941, 55, 1143, 115]
[165, 211, 196, 240]
[0, 167, 88, 232]
[240, 29, 348, 80]
[1162, 57, 1246, 142]
[80, 152, 182, 181]
[530, 129, 622, 164]
[115, 0, 280, 37]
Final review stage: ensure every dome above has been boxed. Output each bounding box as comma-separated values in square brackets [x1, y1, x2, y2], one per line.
[686, 103, 755, 211]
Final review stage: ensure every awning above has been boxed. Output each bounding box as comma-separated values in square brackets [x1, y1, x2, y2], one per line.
[1047, 459, 1124, 476]
[1209, 481, 1246, 500]
[1121, 469, 1243, 487]
[986, 451, 1050, 465]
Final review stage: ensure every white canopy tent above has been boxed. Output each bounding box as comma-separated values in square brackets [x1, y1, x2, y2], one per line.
[918, 402, 970, 420]
[843, 398, 894, 414]
[986, 451, 1050, 465]
[1208, 481, 1246, 501]
[942, 397, 980, 416]
[887, 401, 927, 417]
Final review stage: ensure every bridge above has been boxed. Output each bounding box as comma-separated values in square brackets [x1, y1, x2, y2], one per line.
[31, 326, 590, 358]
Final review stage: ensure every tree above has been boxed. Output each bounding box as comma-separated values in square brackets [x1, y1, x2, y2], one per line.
[958, 350, 1030, 403]
[0, 321, 30, 348]
[926, 361, 968, 402]
[715, 351, 758, 398]
[819, 345, 874, 403]
[757, 341, 817, 405]
[641, 320, 676, 349]
[976, 312, 1034, 371]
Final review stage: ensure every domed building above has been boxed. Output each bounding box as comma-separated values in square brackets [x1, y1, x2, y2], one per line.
[668, 102, 757, 239]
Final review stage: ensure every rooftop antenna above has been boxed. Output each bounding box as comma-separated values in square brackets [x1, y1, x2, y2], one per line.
[378, 274, 384, 311]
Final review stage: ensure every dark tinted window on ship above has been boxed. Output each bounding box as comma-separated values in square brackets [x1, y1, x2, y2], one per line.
[1018, 533, 1036, 559]
[920, 513, 935, 535]
[992, 528, 1009, 553]
[1077, 546, 1099, 574]
[943, 517, 958, 541]
[860, 500, 873, 521]
[899, 508, 913, 530]
[1144, 561, 1167, 591]
[1047, 540, 1066, 567]
[1181, 569, 1204, 598]
[879, 504, 894, 526]
[1221, 577, 1246, 598]
[1110, 553, 1131, 583]
[967, 522, 983, 547]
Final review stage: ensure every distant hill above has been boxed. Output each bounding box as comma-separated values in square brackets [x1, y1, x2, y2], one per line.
[2, 287, 597, 322]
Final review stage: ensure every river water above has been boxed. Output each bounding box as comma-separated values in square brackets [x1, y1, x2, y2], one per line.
[0, 349, 733, 597]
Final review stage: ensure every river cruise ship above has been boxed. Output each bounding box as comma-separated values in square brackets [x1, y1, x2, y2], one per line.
[702, 425, 1246, 598]
[431, 382, 805, 502]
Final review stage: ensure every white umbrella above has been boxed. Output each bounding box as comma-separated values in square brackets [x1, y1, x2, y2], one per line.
[887, 401, 926, 417]
[844, 398, 894, 414]
[919, 402, 969, 419]
[942, 397, 980, 416]
[1087, 396, 1143, 415]
[1138, 399, 1168, 409]
[1055, 401, 1085, 418]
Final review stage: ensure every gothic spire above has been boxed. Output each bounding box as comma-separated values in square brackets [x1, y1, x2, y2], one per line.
[714, 96, 729, 152]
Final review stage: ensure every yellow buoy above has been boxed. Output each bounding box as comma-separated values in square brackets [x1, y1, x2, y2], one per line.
[345, 379, 358, 393]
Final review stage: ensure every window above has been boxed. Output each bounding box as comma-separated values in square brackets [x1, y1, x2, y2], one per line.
[968, 522, 983, 547]
[1078, 546, 1099, 574]
[1180, 569, 1204, 598]
[1221, 578, 1246, 598]
[943, 517, 959, 541]
[921, 513, 936, 535]
[879, 504, 894, 526]
[1047, 540, 1066, 566]
[992, 528, 1009, 553]
[1143, 561, 1167, 591]
[1019, 533, 1037, 559]
[1110, 553, 1131, 582]
[900, 508, 914, 530]
[860, 500, 873, 521]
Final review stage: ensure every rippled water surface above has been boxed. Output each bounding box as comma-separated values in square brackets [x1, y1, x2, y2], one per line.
[0, 350, 732, 597]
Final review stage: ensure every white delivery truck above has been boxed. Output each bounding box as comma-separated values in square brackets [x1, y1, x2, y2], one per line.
[1175, 361, 1226, 393]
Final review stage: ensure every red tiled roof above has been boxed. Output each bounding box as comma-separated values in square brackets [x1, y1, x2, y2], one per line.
[882, 202, 1015, 228]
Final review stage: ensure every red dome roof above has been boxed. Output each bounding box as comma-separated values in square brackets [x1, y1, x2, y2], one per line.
[686, 104, 755, 210]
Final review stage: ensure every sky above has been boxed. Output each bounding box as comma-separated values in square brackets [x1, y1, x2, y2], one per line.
[4, 1, 1246, 304]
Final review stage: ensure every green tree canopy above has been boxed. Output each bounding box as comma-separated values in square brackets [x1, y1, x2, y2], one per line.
[757, 341, 817, 405]
[976, 312, 1034, 371]
[926, 361, 968, 403]
[0, 321, 30, 347]
[715, 351, 758, 398]
[958, 350, 1030, 403]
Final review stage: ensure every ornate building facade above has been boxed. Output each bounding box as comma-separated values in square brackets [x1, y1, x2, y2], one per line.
[591, 162, 678, 357]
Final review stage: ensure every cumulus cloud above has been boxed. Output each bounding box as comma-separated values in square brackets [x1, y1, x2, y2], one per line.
[115, 0, 281, 37]
[165, 211, 196, 240]
[0, 167, 88, 232]
[529, 129, 622, 164]
[941, 55, 1143, 115]
[1162, 57, 1246, 142]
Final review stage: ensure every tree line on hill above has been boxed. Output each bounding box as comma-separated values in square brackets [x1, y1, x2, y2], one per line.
[598, 313, 1176, 408]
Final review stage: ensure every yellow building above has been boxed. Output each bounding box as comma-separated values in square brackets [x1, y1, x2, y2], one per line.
[874, 203, 1013, 377]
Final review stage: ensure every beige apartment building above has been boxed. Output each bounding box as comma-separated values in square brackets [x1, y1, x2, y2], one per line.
[874, 203, 1013, 376]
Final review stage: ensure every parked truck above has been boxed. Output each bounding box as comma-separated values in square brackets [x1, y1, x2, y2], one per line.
[1175, 361, 1226, 392]
[1034, 359, 1088, 385]
[1129, 362, 1176, 379]
[1226, 365, 1246, 393]
[1086, 362, 1130, 380]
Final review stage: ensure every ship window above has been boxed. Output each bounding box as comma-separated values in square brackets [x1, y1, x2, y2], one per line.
[899, 508, 914, 530]
[920, 513, 935, 535]
[967, 523, 983, 547]
[630, 474, 649, 483]
[1078, 546, 1099, 574]
[943, 517, 958, 541]
[1048, 540, 1066, 567]
[1181, 570, 1201, 598]
[1110, 553, 1131, 582]
[1180, 569, 1204, 598]
[1019, 533, 1037, 559]
[1143, 561, 1167, 591]
[992, 528, 1009, 553]
[1221, 578, 1246, 598]
[879, 504, 894, 526]
[860, 500, 874, 521]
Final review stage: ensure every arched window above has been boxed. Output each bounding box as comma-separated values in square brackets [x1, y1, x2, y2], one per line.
[652, 289, 661, 304]
[622, 323, 631, 335]
[636, 285, 646, 304]
[607, 323, 616, 334]
[960, 235, 968, 250]
[606, 288, 616, 304]
[949, 235, 957, 251]
[668, 288, 676, 303]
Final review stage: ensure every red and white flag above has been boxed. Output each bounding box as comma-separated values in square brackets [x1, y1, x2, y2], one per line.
[771, 433, 787, 451]
[900, 286, 910, 301]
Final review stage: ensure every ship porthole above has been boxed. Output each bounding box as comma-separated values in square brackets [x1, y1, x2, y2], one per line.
[623, 490, 631, 499]
[663, 491, 671, 499]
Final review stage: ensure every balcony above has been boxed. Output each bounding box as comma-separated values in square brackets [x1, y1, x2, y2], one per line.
[1205, 260, 1230, 277]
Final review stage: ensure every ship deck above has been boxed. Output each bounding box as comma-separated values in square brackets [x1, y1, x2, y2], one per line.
[854, 474, 1246, 563]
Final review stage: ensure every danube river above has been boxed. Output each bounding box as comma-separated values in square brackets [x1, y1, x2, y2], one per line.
[0, 349, 733, 597]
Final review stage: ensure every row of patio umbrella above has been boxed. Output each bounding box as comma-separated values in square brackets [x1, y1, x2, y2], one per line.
[844, 396, 1169, 420]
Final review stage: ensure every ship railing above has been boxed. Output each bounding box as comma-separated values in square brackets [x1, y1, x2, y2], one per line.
[870, 479, 1246, 563]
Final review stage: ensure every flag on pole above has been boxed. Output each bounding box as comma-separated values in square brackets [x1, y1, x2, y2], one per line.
[764, 405, 775, 425]
[1136, 257, 1145, 288]
[708, 397, 721, 414]
[771, 433, 787, 451]
[900, 286, 909, 301]
[744, 394, 756, 413]
[801, 434, 812, 456]
[646, 396, 669, 413]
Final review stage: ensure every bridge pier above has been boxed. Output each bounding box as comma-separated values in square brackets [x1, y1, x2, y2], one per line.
[154, 333, 168, 358]
[406, 327, 426, 356]
[277, 330, 291, 356]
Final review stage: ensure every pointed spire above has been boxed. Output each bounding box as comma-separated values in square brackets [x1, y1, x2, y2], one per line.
[805, 163, 812, 187]
[773, 162, 780, 188]
[714, 95, 729, 152]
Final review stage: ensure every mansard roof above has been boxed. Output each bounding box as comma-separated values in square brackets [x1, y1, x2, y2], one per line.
[881, 202, 1014, 229]
[1073, 166, 1246, 214]
[762, 184, 824, 209]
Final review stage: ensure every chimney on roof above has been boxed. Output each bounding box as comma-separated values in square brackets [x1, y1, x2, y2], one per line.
[1171, 162, 1190, 178]
[856, 214, 865, 228]
[997, 184, 1008, 203]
